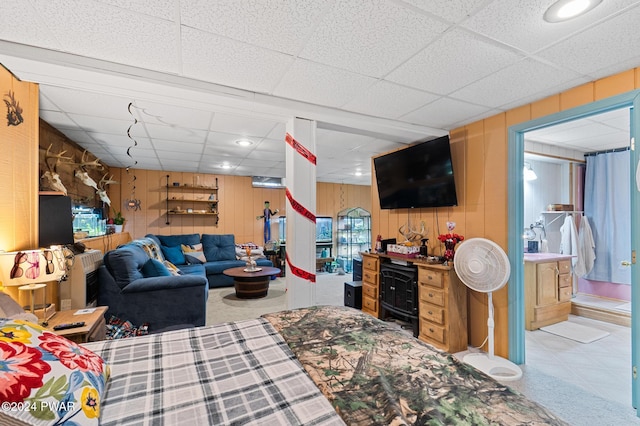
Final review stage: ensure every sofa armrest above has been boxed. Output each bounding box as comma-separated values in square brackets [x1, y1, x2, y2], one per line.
[122, 275, 207, 293]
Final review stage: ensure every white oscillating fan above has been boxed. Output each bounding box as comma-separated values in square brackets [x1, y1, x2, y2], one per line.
[454, 238, 523, 381]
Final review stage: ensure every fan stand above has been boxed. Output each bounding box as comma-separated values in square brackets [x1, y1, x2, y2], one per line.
[463, 292, 523, 381]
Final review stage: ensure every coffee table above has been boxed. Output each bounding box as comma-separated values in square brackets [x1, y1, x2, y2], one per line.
[223, 266, 281, 299]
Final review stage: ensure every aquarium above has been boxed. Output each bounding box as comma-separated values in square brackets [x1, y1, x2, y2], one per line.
[72, 206, 106, 237]
[278, 216, 333, 243]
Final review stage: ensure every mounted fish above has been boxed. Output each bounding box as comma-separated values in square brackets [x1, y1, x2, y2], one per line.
[74, 150, 103, 189]
[97, 173, 118, 206]
[41, 144, 73, 195]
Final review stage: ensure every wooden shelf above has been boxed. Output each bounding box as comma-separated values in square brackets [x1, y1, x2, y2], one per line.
[165, 175, 219, 225]
[168, 212, 218, 216]
[168, 185, 218, 190]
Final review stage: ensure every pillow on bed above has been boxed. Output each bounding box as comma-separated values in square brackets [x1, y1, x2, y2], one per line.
[181, 243, 206, 264]
[0, 318, 110, 425]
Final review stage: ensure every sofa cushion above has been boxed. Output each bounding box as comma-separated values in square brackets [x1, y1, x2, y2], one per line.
[202, 234, 236, 262]
[204, 259, 246, 275]
[104, 245, 147, 289]
[154, 233, 201, 248]
[161, 245, 186, 265]
[178, 263, 206, 276]
[141, 258, 172, 277]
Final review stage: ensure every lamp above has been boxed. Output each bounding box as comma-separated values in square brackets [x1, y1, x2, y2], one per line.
[523, 162, 538, 181]
[0, 247, 66, 323]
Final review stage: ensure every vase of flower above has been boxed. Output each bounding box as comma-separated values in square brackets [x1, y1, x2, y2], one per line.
[444, 240, 457, 261]
[438, 221, 464, 263]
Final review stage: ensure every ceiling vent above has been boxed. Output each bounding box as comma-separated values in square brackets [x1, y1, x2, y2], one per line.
[252, 176, 286, 189]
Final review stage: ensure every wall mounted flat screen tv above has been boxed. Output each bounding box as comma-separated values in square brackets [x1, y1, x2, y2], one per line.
[374, 135, 458, 209]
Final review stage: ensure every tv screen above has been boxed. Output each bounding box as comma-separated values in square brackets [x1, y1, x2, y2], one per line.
[39, 195, 75, 247]
[374, 136, 458, 209]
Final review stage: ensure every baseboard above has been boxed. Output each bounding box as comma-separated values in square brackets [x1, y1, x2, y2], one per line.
[571, 301, 631, 327]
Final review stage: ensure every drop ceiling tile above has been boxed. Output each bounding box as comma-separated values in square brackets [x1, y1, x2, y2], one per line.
[39, 110, 78, 129]
[537, 7, 640, 76]
[32, 0, 180, 73]
[299, 0, 448, 77]
[209, 112, 282, 137]
[402, 0, 491, 23]
[266, 123, 287, 140]
[400, 97, 493, 129]
[133, 100, 214, 131]
[461, 0, 640, 54]
[0, 2, 61, 50]
[273, 59, 377, 108]
[95, 0, 177, 21]
[144, 123, 208, 144]
[67, 114, 143, 137]
[256, 138, 286, 154]
[181, 26, 295, 94]
[450, 58, 582, 109]
[180, 0, 329, 54]
[386, 29, 522, 95]
[245, 150, 285, 162]
[342, 81, 438, 119]
[153, 139, 204, 154]
[41, 87, 133, 120]
[88, 133, 153, 150]
[154, 150, 202, 162]
[161, 159, 199, 171]
[130, 158, 162, 170]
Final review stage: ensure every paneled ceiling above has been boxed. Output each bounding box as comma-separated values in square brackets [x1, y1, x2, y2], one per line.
[1, 0, 639, 184]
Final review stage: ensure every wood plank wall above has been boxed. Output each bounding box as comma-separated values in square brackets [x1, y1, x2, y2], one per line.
[370, 67, 640, 358]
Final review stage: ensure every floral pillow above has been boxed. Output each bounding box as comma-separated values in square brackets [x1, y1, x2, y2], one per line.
[0, 319, 110, 425]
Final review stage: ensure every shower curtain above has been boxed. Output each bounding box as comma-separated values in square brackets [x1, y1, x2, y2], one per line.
[584, 149, 630, 284]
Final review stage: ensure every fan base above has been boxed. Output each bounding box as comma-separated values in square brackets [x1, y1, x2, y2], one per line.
[463, 352, 523, 382]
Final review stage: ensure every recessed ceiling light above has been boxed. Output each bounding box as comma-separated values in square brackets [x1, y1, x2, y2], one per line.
[220, 162, 232, 169]
[235, 139, 254, 147]
[544, 0, 602, 23]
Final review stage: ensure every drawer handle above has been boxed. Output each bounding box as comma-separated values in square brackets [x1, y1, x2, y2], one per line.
[428, 311, 433, 315]
[428, 293, 433, 297]
[429, 328, 434, 332]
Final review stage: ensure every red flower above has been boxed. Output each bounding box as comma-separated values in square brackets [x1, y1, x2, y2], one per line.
[38, 332, 104, 374]
[437, 233, 465, 244]
[0, 341, 51, 402]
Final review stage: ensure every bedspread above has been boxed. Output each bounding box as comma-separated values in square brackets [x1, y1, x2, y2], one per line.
[263, 305, 569, 426]
[85, 318, 344, 425]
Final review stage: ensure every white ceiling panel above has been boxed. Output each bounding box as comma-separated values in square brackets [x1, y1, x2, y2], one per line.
[0, 0, 637, 182]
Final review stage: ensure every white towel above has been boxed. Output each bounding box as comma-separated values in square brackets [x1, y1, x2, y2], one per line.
[574, 216, 596, 278]
[559, 215, 578, 268]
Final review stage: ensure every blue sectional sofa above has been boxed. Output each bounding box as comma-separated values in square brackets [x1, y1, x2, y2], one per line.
[98, 240, 209, 332]
[146, 233, 274, 288]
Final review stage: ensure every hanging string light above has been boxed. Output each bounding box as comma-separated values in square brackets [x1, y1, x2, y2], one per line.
[125, 102, 141, 211]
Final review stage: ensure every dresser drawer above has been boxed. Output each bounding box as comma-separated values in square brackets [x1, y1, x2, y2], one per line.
[558, 260, 572, 275]
[419, 283, 444, 306]
[418, 269, 445, 289]
[420, 321, 445, 345]
[363, 283, 378, 299]
[363, 256, 379, 271]
[363, 270, 379, 285]
[420, 302, 444, 325]
[362, 295, 378, 312]
[558, 273, 571, 288]
[558, 285, 572, 302]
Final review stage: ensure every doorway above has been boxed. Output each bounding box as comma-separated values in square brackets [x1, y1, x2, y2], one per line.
[507, 90, 640, 418]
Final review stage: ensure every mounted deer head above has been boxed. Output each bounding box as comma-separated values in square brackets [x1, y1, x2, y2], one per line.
[97, 173, 118, 206]
[41, 144, 73, 195]
[74, 150, 103, 189]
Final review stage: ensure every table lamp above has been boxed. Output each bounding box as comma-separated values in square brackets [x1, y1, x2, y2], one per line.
[0, 247, 66, 323]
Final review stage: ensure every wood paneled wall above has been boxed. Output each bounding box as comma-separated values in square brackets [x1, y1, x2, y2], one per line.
[370, 67, 640, 358]
[107, 167, 371, 244]
[0, 65, 39, 252]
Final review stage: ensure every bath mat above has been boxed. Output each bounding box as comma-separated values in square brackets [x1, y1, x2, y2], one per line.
[540, 321, 610, 343]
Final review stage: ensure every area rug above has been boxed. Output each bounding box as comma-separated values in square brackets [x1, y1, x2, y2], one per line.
[540, 321, 610, 343]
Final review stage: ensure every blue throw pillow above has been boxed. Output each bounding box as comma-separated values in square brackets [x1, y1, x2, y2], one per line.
[141, 258, 172, 277]
[161, 245, 186, 265]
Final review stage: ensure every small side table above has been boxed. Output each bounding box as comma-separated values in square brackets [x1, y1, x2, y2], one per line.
[18, 283, 47, 315]
[47, 306, 108, 344]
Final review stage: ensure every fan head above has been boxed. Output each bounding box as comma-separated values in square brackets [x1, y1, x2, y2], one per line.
[454, 238, 510, 293]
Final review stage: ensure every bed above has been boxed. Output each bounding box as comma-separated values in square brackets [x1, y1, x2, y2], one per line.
[1, 306, 568, 425]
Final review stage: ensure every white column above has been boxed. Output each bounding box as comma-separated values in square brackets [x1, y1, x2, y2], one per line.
[285, 117, 317, 309]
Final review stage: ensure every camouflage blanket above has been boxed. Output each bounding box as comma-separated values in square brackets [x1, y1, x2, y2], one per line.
[262, 305, 568, 426]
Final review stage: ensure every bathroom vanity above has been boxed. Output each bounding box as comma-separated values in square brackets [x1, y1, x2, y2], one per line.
[524, 253, 574, 330]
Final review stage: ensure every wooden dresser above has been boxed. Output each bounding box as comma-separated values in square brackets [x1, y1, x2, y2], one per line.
[524, 254, 573, 330]
[417, 263, 468, 353]
[361, 253, 380, 318]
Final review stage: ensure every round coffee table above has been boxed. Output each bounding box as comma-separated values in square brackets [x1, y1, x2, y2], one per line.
[223, 266, 281, 299]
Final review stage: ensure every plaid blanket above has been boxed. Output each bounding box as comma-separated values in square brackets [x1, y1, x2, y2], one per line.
[85, 319, 344, 425]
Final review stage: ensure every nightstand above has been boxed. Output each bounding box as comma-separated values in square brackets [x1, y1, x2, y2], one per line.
[47, 306, 108, 344]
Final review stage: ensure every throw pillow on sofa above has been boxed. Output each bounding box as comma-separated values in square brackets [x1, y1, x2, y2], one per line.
[181, 243, 206, 264]
[141, 258, 172, 277]
[160, 245, 186, 265]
